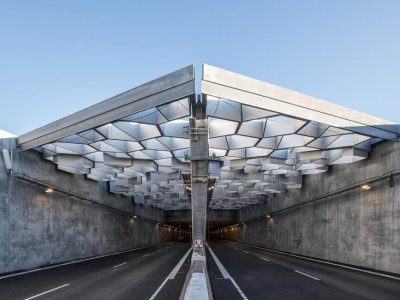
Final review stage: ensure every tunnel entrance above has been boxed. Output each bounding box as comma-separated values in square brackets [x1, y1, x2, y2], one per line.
[1, 64, 399, 299]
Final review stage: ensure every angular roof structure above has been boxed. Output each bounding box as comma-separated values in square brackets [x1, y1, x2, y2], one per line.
[0, 129, 17, 139]
[17, 64, 399, 210]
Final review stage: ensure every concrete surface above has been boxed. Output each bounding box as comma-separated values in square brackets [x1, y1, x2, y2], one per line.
[230, 141, 400, 274]
[165, 209, 237, 225]
[0, 141, 175, 275]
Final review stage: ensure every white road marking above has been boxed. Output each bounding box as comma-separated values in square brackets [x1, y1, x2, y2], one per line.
[243, 251, 249, 254]
[207, 244, 248, 300]
[157, 249, 162, 252]
[234, 247, 238, 250]
[24, 284, 69, 300]
[234, 242, 400, 282]
[149, 247, 192, 300]
[259, 257, 270, 262]
[295, 270, 320, 281]
[112, 262, 127, 268]
[142, 254, 150, 258]
[0, 242, 168, 280]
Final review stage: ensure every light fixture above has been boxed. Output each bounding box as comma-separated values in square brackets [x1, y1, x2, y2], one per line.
[132, 215, 137, 219]
[266, 214, 271, 218]
[361, 184, 371, 190]
[45, 187, 54, 194]
[389, 174, 395, 188]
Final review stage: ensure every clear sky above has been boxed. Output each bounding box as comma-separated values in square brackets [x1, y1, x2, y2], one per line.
[0, 0, 399, 135]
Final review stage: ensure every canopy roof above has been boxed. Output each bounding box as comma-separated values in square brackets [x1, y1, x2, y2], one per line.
[18, 65, 399, 210]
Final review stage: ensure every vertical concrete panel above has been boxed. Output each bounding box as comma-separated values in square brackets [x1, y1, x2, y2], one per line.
[0, 178, 10, 272]
[235, 141, 400, 274]
[0, 148, 169, 275]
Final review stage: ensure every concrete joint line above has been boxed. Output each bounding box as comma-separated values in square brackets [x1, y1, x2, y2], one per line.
[244, 169, 400, 222]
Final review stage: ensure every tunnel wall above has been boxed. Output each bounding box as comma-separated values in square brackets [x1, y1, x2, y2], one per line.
[0, 139, 174, 275]
[165, 209, 237, 224]
[230, 141, 400, 274]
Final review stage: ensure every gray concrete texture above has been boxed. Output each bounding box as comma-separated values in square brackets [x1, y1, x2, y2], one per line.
[0, 139, 175, 274]
[190, 116, 209, 244]
[229, 141, 400, 274]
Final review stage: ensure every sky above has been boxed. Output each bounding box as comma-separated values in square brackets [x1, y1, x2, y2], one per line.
[0, 0, 399, 135]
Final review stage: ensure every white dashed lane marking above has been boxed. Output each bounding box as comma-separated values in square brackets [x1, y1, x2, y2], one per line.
[295, 270, 320, 281]
[112, 262, 127, 268]
[24, 284, 69, 300]
[259, 257, 270, 262]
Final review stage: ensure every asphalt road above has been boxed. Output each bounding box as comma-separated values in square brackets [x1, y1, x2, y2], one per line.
[0, 242, 190, 300]
[209, 241, 400, 300]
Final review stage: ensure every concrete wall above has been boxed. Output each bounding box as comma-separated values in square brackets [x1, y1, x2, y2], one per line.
[0, 139, 174, 275]
[225, 141, 400, 274]
[165, 209, 237, 225]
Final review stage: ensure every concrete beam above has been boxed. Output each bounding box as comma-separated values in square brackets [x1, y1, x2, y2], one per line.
[202, 64, 398, 141]
[18, 65, 195, 150]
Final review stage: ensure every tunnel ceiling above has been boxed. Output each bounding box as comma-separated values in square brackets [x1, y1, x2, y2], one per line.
[17, 64, 399, 210]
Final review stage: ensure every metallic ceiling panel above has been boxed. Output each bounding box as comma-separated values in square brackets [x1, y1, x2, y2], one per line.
[209, 118, 238, 138]
[22, 64, 399, 210]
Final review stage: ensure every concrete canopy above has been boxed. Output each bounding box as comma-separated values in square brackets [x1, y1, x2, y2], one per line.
[17, 64, 399, 210]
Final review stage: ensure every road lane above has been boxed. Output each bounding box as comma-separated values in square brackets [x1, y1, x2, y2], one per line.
[210, 241, 400, 300]
[0, 242, 190, 300]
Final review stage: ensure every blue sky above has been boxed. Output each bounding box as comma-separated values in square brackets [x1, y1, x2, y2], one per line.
[1, 0, 399, 135]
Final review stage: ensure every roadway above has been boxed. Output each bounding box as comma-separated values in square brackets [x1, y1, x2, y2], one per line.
[0, 242, 190, 300]
[208, 241, 400, 300]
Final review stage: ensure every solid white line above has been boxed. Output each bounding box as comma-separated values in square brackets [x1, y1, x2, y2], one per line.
[112, 262, 127, 268]
[295, 270, 320, 281]
[148, 247, 192, 300]
[259, 257, 270, 262]
[0, 242, 169, 280]
[24, 284, 69, 300]
[142, 254, 150, 258]
[207, 244, 248, 300]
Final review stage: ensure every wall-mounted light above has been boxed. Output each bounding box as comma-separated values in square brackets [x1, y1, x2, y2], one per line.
[361, 184, 371, 190]
[45, 187, 54, 194]
[132, 215, 137, 219]
[266, 214, 271, 218]
[389, 174, 395, 188]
